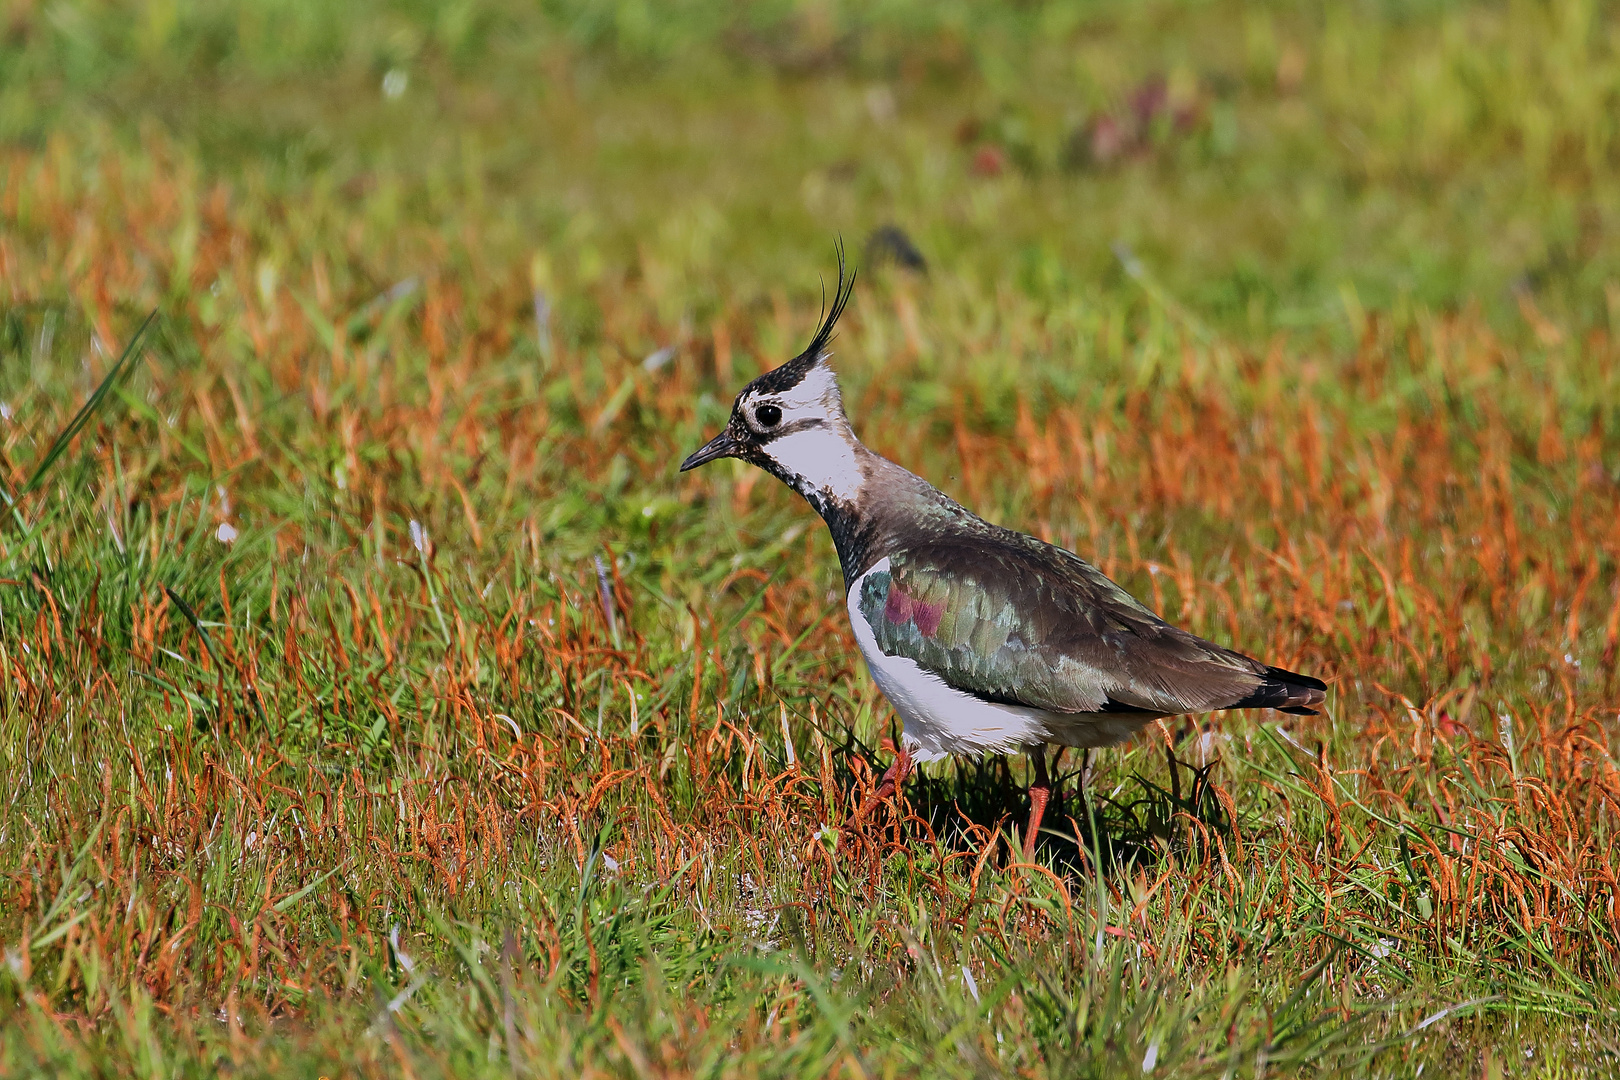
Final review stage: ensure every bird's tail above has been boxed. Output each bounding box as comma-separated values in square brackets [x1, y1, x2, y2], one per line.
[1234, 665, 1327, 716]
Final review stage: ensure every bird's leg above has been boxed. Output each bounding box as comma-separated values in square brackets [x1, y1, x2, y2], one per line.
[1023, 746, 1052, 862]
[871, 744, 913, 804]
[851, 743, 912, 827]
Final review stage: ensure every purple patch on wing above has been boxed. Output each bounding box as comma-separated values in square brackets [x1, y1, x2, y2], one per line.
[911, 599, 945, 637]
[884, 585, 913, 625]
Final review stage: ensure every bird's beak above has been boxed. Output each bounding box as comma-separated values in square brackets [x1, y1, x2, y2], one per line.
[680, 427, 744, 472]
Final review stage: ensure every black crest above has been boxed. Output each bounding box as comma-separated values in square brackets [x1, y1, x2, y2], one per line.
[746, 243, 856, 395]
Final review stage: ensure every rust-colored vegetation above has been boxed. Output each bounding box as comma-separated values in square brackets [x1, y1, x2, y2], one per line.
[3, 2, 1620, 1075]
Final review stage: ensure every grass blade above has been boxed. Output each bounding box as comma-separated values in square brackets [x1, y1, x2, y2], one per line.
[19, 309, 159, 497]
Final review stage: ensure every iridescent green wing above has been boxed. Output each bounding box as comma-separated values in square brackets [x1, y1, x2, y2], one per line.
[857, 536, 1272, 715]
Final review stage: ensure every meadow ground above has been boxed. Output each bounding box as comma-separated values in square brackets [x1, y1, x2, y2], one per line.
[2, 1, 1620, 1076]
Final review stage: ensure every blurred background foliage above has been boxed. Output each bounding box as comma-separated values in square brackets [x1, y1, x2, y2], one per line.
[6, 0, 1620, 341]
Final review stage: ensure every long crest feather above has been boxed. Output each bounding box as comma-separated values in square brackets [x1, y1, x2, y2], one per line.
[798, 239, 855, 364]
[743, 242, 858, 396]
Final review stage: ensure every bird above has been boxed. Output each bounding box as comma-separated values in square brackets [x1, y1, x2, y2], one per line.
[680, 254, 1326, 860]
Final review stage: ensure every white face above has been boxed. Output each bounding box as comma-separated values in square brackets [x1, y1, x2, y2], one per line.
[738, 362, 866, 503]
[739, 362, 842, 430]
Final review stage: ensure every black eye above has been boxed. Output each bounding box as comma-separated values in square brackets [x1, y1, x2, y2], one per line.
[754, 403, 782, 428]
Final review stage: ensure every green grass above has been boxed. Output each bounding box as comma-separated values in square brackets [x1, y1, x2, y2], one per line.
[2, 1, 1620, 1076]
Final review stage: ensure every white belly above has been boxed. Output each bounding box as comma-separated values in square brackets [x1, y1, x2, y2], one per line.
[846, 561, 1151, 761]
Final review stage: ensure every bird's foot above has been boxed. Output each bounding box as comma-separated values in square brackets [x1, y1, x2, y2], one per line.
[844, 743, 912, 842]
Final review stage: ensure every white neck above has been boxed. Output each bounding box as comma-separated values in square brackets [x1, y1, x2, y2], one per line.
[763, 422, 865, 504]
[750, 360, 867, 504]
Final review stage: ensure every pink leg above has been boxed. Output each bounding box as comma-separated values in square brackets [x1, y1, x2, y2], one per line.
[1023, 747, 1052, 861]
[873, 745, 913, 801]
[854, 745, 912, 824]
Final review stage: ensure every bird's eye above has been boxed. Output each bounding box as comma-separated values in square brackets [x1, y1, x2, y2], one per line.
[754, 403, 782, 428]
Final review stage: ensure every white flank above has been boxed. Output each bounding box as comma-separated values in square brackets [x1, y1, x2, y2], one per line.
[846, 559, 1050, 761]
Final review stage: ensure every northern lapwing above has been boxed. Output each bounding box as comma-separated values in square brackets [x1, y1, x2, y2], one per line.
[681, 256, 1327, 859]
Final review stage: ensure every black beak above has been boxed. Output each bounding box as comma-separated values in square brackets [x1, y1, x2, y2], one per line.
[680, 427, 745, 472]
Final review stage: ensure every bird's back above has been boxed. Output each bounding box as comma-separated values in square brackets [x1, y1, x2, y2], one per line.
[849, 489, 1324, 727]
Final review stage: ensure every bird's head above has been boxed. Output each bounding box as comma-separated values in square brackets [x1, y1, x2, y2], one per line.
[681, 254, 866, 506]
